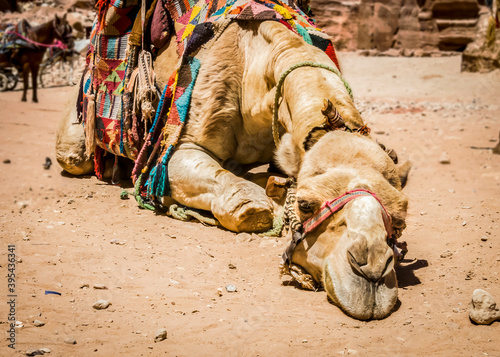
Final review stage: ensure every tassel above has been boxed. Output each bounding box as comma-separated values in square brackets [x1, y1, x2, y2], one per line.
[85, 93, 96, 159]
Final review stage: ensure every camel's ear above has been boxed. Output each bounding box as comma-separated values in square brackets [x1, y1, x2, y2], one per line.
[322, 99, 345, 130]
[397, 160, 411, 189]
[265, 176, 288, 199]
[378, 141, 399, 165]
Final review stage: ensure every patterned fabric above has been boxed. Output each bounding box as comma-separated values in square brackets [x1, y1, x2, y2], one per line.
[144, 0, 341, 198]
[82, 0, 140, 159]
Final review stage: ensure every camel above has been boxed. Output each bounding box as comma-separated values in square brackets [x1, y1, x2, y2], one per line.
[56, 12, 410, 320]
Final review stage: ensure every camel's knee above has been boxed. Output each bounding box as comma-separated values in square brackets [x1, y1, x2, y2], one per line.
[55, 87, 93, 175]
[211, 181, 274, 233]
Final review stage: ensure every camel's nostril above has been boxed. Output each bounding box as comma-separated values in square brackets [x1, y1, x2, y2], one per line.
[347, 245, 394, 283]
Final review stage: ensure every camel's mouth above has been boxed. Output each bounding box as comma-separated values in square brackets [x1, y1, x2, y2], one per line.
[323, 258, 398, 320]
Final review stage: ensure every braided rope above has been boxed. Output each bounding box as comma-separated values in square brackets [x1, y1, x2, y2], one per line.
[283, 181, 302, 233]
[272, 61, 353, 147]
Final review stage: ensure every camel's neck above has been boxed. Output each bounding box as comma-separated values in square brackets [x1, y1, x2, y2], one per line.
[266, 33, 363, 155]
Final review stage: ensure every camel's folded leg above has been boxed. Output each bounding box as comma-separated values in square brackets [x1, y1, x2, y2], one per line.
[55, 86, 93, 175]
[166, 143, 274, 233]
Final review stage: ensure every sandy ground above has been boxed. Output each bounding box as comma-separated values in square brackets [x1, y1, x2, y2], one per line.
[0, 53, 499, 356]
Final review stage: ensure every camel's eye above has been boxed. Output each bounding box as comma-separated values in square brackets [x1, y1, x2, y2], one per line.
[297, 199, 315, 214]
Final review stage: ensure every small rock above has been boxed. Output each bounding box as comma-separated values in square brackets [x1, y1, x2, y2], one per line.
[453, 307, 460, 313]
[67, 199, 75, 204]
[469, 289, 500, 325]
[110, 239, 118, 244]
[64, 337, 77, 345]
[33, 319, 45, 327]
[439, 152, 451, 164]
[39, 348, 51, 353]
[236, 233, 252, 243]
[25, 349, 43, 356]
[481, 236, 488, 242]
[154, 328, 167, 342]
[465, 270, 475, 280]
[225, 284, 237, 293]
[462, 221, 467, 226]
[440, 250, 453, 258]
[420, 211, 427, 216]
[79, 283, 89, 289]
[93, 284, 108, 290]
[43, 157, 52, 170]
[228, 263, 236, 269]
[3, 159, 11, 164]
[216, 288, 223, 297]
[302, 339, 308, 343]
[92, 300, 111, 310]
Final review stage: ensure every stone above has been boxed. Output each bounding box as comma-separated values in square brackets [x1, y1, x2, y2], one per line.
[469, 289, 500, 325]
[93, 300, 111, 310]
[33, 319, 45, 327]
[39, 348, 51, 353]
[64, 337, 77, 345]
[225, 284, 237, 293]
[25, 349, 43, 356]
[3, 159, 11, 164]
[93, 284, 108, 290]
[439, 152, 451, 164]
[481, 236, 488, 242]
[440, 249, 453, 258]
[154, 328, 167, 342]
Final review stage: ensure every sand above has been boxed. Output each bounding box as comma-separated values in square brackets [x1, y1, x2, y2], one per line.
[0, 53, 499, 356]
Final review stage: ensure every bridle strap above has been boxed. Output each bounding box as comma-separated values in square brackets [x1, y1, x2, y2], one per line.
[282, 189, 393, 270]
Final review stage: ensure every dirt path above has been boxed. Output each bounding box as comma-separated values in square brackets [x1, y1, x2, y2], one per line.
[1, 54, 499, 356]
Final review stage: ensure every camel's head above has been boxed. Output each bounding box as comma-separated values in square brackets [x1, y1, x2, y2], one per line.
[275, 127, 409, 320]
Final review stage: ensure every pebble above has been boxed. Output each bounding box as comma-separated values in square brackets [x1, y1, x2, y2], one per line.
[64, 337, 77, 345]
[3, 159, 11, 164]
[39, 348, 51, 353]
[79, 283, 89, 289]
[25, 349, 43, 356]
[440, 151, 451, 164]
[469, 289, 500, 325]
[236, 233, 253, 242]
[33, 319, 45, 327]
[217, 288, 223, 297]
[440, 250, 453, 258]
[92, 300, 111, 310]
[462, 221, 467, 226]
[228, 263, 236, 269]
[67, 199, 75, 204]
[225, 284, 237, 293]
[93, 284, 108, 290]
[481, 236, 488, 242]
[154, 328, 167, 342]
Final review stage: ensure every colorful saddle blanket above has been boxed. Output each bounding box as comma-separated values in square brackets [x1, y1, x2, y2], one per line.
[81, 0, 340, 199]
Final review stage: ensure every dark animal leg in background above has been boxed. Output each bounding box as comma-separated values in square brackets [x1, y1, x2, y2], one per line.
[30, 62, 39, 103]
[21, 63, 29, 102]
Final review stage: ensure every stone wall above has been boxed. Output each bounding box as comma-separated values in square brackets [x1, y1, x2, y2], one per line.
[311, 0, 483, 55]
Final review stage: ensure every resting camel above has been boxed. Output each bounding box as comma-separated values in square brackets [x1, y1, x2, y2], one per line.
[56, 18, 410, 320]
